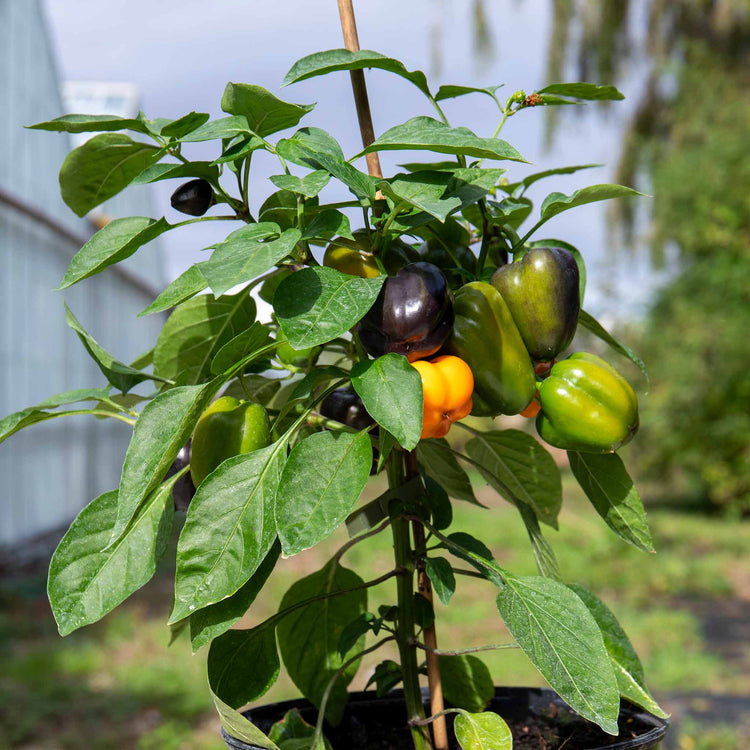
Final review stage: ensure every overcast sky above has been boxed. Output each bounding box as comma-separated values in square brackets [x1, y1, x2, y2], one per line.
[43, 0, 663, 317]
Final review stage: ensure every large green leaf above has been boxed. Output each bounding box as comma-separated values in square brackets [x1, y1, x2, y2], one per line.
[59, 133, 162, 217]
[540, 184, 645, 223]
[496, 572, 620, 734]
[113, 383, 216, 542]
[416, 438, 478, 504]
[59, 216, 170, 289]
[578, 310, 649, 382]
[65, 304, 166, 392]
[350, 354, 422, 450]
[201, 224, 301, 297]
[465, 429, 562, 527]
[537, 82, 625, 101]
[211, 689, 280, 750]
[29, 114, 150, 134]
[178, 115, 253, 143]
[153, 293, 257, 384]
[283, 49, 431, 98]
[190, 541, 280, 651]
[269, 170, 330, 198]
[48, 485, 173, 636]
[208, 625, 280, 708]
[439, 655, 494, 712]
[139, 265, 208, 316]
[567, 585, 668, 718]
[171, 442, 285, 622]
[159, 112, 211, 139]
[221, 83, 314, 138]
[454, 711, 512, 750]
[276, 562, 367, 725]
[132, 161, 219, 185]
[275, 431, 372, 556]
[274, 266, 385, 349]
[359, 117, 525, 162]
[568, 452, 654, 553]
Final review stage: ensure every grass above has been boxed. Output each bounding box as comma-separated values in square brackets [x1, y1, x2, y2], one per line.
[1, 470, 748, 748]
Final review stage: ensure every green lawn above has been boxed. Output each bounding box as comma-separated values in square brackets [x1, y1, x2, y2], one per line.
[1, 471, 747, 748]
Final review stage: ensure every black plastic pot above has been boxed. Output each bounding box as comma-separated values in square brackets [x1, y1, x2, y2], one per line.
[221, 687, 669, 750]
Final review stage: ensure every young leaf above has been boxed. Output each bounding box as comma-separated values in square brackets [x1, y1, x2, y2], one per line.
[29, 114, 150, 134]
[59, 133, 162, 217]
[59, 216, 170, 289]
[48, 485, 173, 636]
[211, 689, 280, 750]
[495, 572, 620, 734]
[416, 438, 478, 504]
[190, 541, 281, 651]
[276, 562, 367, 724]
[275, 431, 372, 556]
[178, 115, 253, 143]
[139, 265, 208, 316]
[568, 452, 654, 553]
[210, 322, 271, 376]
[365, 660, 403, 697]
[439, 655, 494, 712]
[221, 83, 314, 138]
[358, 117, 525, 163]
[159, 112, 211, 139]
[537, 82, 625, 101]
[425, 557, 456, 605]
[466, 429, 562, 528]
[208, 625, 280, 708]
[567, 585, 669, 719]
[269, 170, 330, 198]
[132, 161, 219, 185]
[171, 442, 286, 622]
[153, 293, 257, 384]
[434, 84, 503, 102]
[201, 226, 302, 297]
[578, 310, 649, 383]
[275, 266, 385, 349]
[284, 49, 431, 98]
[454, 711, 512, 750]
[351, 354, 423, 450]
[540, 184, 645, 224]
[64, 304, 166, 392]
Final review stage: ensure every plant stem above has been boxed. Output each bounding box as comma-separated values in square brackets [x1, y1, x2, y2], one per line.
[411, 640, 520, 656]
[387, 451, 430, 750]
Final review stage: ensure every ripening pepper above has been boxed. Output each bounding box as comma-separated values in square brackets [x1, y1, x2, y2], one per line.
[275, 329, 320, 368]
[323, 239, 380, 279]
[170, 179, 214, 216]
[357, 262, 454, 362]
[443, 281, 536, 416]
[412, 355, 474, 439]
[490, 246, 580, 361]
[190, 396, 271, 487]
[536, 352, 639, 453]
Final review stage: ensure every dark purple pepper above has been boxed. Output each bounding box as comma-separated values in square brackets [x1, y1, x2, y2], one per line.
[165, 441, 196, 512]
[170, 179, 214, 216]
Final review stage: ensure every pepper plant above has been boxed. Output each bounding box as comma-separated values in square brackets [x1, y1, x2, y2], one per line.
[3, 48, 669, 749]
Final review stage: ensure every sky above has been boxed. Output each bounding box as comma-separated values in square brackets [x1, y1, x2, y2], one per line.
[42, 0, 666, 319]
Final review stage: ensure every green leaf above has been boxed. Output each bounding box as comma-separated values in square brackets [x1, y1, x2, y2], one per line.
[537, 82, 625, 100]
[488, 197, 532, 229]
[139, 265, 208, 316]
[221, 83, 314, 138]
[59, 133, 162, 217]
[275, 266, 385, 349]
[270, 709, 332, 750]
[211, 136, 266, 165]
[210, 322, 271, 376]
[516, 501, 560, 580]
[48, 485, 173, 636]
[540, 184, 645, 223]
[495, 572, 620, 734]
[0, 408, 83, 445]
[465, 429, 562, 527]
[64, 304, 165, 392]
[171, 442, 285, 622]
[178, 115, 253, 142]
[269, 170, 331, 198]
[284, 49, 431, 98]
[567, 585, 669, 719]
[29, 113, 150, 134]
[434, 84, 503, 102]
[276, 562, 367, 724]
[275, 431, 372, 556]
[509, 164, 602, 192]
[59, 216, 170, 289]
[416, 438, 478, 504]
[528, 239, 586, 305]
[208, 625, 280, 708]
[338, 612, 379, 659]
[35, 388, 113, 409]
[578, 310, 649, 383]
[222, 374, 282, 405]
[211, 689, 280, 750]
[365, 660, 403, 697]
[358, 117, 526, 162]
[153, 292, 257, 384]
[302, 209, 354, 243]
[454, 711, 512, 750]
[568, 452, 654, 553]
[439, 655, 494, 712]
[160, 112, 211, 139]
[350, 354, 422, 450]
[422, 475, 452, 530]
[132, 161, 219, 185]
[201, 224, 301, 297]
[190, 541, 280, 651]
[425, 557, 455, 605]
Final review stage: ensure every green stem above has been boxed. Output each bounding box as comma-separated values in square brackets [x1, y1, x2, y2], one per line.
[387, 451, 430, 750]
